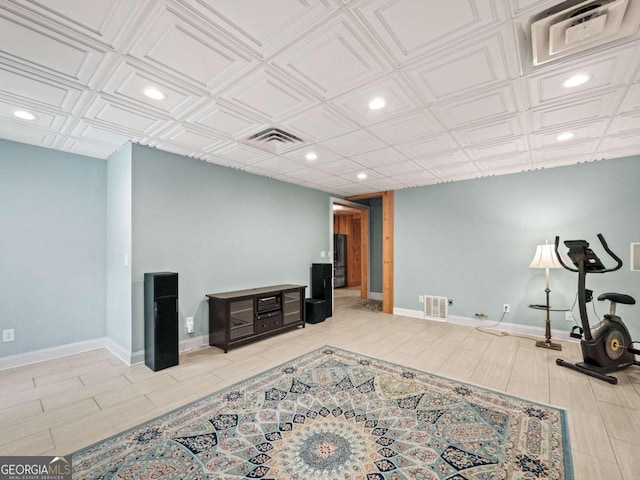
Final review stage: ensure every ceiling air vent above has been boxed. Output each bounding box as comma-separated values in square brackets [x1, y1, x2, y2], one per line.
[247, 128, 303, 146]
[531, 0, 640, 66]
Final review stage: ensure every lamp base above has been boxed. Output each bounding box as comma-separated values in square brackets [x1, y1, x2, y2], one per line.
[536, 339, 562, 351]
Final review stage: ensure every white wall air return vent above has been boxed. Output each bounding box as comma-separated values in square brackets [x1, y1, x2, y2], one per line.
[531, 0, 640, 66]
[424, 296, 448, 321]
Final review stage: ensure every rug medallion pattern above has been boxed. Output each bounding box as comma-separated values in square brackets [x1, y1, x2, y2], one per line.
[73, 347, 572, 479]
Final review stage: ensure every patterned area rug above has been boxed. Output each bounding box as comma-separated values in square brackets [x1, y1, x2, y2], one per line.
[73, 346, 573, 479]
[349, 299, 383, 312]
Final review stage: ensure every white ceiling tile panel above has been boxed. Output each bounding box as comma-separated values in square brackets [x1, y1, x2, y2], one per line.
[530, 120, 608, 148]
[349, 146, 407, 168]
[0, 66, 84, 111]
[374, 159, 423, 176]
[405, 32, 514, 103]
[617, 83, 640, 113]
[452, 116, 524, 145]
[0, 100, 65, 130]
[157, 125, 226, 151]
[6, 0, 154, 49]
[280, 167, 333, 183]
[70, 121, 135, 146]
[531, 140, 599, 163]
[352, 0, 505, 65]
[0, 12, 107, 85]
[599, 131, 640, 153]
[431, 84, 519, 129]
[249, 156, 307, 175]
[466, 137, 528, 160]
[329, 74, 422, 125]
[530, 90, 622, 130]
[220, 68, 318, 121]
[314, 158, 366, 175]
[273, 15, 389, 98]
[367, 110, 442, 143]
[180, 0, 337, 58]
[83, 96, 168, 137]
[59, 137, 119, 159]
[395, 133, 459, 158]
[508, 0, 562, 17]
[100, 60, 208, 116]
[1, 0, 640, 194]
[413, 151, 470, 169]
[390, 171, 439, 187]
[184, 103, 264, 139]
[279, 105, 358, 143]
[282, 145, 342, 165]
[127, 5, 253, 92]
[0, 120, 57, 146]
[473, 153, 531, 170]
[526, 45, 639, 108]
[210, 143, 271, 165]
[607, 111, 640, 136]
[320, 128, 388, 157]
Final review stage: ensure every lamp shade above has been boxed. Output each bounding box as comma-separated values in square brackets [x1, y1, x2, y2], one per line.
[529, 244, 562, 269]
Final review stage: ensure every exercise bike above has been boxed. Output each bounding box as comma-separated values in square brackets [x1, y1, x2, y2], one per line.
[554, 234, 639, 384]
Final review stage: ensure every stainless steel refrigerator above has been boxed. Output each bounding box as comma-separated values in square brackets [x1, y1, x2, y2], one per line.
[334, 233, 347, 288]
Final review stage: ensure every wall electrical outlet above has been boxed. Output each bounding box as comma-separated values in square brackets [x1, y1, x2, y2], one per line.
[186, 317, 194, 334]
[419, 295, 424, 303]
[503, 304, 510, 313]
[448, 298, 454, 306]
[565, 311, 573, 322]
[3, 329, 15, 342]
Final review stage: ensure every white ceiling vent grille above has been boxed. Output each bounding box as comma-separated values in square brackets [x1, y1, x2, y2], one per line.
[531, 0, 640, 66]
[424, 295, 448, 321]
[247, 128, 303, 146]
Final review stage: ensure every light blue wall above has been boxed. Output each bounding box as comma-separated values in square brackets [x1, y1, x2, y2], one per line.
[0, 140, 106, 356]
[130, 144, 332, 353]
[106, 144, 132, 354]
[395, 156, 640, 341]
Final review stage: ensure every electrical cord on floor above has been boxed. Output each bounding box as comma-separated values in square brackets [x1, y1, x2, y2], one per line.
[475, 311, 508, 337]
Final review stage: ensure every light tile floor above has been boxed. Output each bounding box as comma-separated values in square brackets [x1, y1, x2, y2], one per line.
[1, 287, 639, 479]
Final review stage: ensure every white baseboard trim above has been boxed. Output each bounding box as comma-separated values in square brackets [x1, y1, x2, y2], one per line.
[392, 309, 577, 342]
[392, 307, 423, 319]
[368, 292, 382, 301]
[180, 334, 209, 352]
[0, 333, 216, 371]
[0, 337, 108, 371]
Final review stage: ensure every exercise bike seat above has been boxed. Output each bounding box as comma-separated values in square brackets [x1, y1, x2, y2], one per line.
[597, 292, 636, 305]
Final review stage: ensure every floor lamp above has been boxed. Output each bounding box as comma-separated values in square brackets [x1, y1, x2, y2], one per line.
[529, 242, 563, 350]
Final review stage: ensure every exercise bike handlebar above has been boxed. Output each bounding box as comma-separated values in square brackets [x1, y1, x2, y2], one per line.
[554, 236, 577, 272]
[554, 233, 623, 273]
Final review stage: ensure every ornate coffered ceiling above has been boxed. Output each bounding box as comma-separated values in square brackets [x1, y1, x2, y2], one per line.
[1, 0, 639, 195]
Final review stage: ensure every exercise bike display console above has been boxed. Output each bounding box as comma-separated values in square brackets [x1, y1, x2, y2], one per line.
[554, 234, 639, 384]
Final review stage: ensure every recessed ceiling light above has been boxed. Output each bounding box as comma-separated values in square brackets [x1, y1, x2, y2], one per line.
[563, 73, 591, 88]
[305, 152, 318, 161]
[143, 87, 165, 100]
[556, 131, 575, 141]
[357, 172, 367, 180]
[368, 97, 386, 110]
[14, 110, 36, 120]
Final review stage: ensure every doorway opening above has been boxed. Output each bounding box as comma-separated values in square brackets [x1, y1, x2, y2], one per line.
[331, 191, 394, 314]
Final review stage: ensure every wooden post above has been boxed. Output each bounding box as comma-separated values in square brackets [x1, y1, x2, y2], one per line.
[382, 191, 394, 314]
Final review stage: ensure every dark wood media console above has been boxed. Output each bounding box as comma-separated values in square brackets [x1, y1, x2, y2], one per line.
[206, 284, 306, 352]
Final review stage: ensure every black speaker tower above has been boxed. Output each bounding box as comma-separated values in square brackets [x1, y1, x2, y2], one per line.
[144, 272, 179, 371]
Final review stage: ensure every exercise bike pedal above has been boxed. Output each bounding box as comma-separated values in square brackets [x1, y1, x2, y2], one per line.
[569, 326, 583, 339]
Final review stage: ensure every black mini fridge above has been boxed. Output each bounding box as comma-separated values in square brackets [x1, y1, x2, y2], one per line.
[144, 272, 179, 371]
[311, 263, 332, 318]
